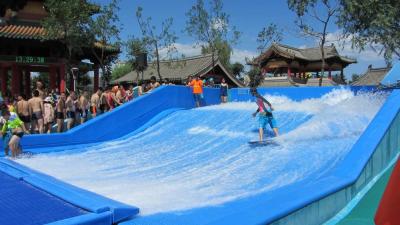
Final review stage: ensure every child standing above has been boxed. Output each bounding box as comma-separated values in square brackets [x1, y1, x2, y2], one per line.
[220, 78, 228, 103]
[251, 88, 279, 142]
[43, 97, 55, 133]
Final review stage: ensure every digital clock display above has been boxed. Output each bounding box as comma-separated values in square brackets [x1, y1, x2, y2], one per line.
[15, 56, 45, 64]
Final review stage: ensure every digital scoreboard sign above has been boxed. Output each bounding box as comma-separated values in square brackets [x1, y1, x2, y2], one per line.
[15, 56, 46, 64]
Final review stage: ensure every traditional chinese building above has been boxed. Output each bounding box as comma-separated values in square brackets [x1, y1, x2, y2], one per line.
[0, 0, 118, 97]
[352, 65, 392, 86]
[114, 54, 244, 87]
[251, 43, 356, 86]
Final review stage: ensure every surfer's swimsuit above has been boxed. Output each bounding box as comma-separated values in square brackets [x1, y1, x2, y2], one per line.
[256, 97, 277, 129]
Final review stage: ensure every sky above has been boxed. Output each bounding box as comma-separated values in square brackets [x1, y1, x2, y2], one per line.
[94, 0, 390, 80]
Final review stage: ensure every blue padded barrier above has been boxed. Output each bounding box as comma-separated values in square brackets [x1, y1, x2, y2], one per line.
[0, 170, 86, 225]
[46, 212, 113, 225]
[0, 159, 139, 224]
[0, 86, 220, 151]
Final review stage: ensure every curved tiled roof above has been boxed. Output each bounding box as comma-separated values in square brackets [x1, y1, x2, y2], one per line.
[0, 24, 119, 53]
[114, 54, 244, 87]
[352, 67, 391, 86]
[254, 43, 357, 65]
[0, 24, 44, 39]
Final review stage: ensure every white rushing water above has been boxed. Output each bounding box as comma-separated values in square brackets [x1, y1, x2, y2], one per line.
[16, 88, 387, 215]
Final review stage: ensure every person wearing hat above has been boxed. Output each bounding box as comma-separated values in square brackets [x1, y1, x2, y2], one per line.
[189, 75, 204, 107]
[43, 96, 55, 133]
[251, 87, 279, 142]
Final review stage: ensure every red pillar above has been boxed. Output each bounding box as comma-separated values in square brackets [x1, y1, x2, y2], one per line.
[11, 63, 20, 96]
[287, 67, 291, 77]
[94, 65, 99, 92]
[49, 66, 57, 90]
[59, 64, 66, 93]
[0, 66, 7, 96]
[24, 70, 31, 98]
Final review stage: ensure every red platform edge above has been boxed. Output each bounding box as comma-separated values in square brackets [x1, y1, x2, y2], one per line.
[375, 158, 400, 225]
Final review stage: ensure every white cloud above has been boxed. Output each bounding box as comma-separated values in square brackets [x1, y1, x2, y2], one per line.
[159, 42, 258, 67]
[324, 30, 385, 62]
[159, 43, 202, 59]
[231, 49, 258, 65]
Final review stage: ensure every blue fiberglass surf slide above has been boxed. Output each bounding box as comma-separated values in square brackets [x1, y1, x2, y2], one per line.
[13, 86, 389, 225]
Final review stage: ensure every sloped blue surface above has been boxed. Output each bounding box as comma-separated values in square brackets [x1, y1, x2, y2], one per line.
[1, 86, 393, 225]
[0, 171, 86, 225]
[380, 62, 400, 86]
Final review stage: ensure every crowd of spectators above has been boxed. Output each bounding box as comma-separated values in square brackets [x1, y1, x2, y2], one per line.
[0, 74, 228, 157]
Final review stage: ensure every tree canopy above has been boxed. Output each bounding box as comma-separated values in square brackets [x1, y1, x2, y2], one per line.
[257, 23, 283, 52]
[185, 0, 240, 68]
[230, 62, 244, 78]
[201, 38, 232, 67]
[287, 0, 339, 86]
[136, 6, 178, 81]
[338, 0, 400, 62]
[89, 0, 121, 86]
[111, 63, 132, 81]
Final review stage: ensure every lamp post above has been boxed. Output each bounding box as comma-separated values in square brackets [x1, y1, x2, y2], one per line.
[71, 67, 79, 92]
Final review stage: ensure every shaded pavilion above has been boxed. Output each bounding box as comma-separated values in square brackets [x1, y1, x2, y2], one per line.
[0, 0, 119, 97]
[251, 43, 356, 84]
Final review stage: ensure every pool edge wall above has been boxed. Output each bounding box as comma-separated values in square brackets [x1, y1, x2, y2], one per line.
[0, 158, 139, 225]
[264, 89, 400, 225]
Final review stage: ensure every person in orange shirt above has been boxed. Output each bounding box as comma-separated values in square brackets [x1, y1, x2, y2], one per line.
[189, 75, 204, 107]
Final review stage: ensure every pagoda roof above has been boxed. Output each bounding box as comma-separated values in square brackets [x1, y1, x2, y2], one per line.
[254, 43, 356, 66]
[113, 53, 244, 87]
[0, 23, 119, 53]
[352, 66, 391, 86]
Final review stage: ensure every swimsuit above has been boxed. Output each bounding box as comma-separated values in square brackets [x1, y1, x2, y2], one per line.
[79, 109, 89, 118]
[258, 114, 277, 129]
[13, 131, 24, 138]
[220, 84, 228, 97]
[66, 111, 75, 119]
[18, 114, 31, 123]
[31, 111, 43, 120]
[193, 93, 203, 102]
[56, 112, 64, 120]
[256, 97, 277, 129]
[91, 106, 97, 114]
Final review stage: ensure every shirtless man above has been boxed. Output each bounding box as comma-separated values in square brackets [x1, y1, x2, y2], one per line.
[148, 76, 160, 92]
[28, 90, 44, 133]
[116, 85, 125, 104]
[90, 88, 102, 117]
[36, 80, 46, 99]
[55, 92, 66, 133]
[65, 91, 76, 130]
[99, 88, 109, 113]
[16, 94, 31, 132]
[79, 91, 89, 124]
